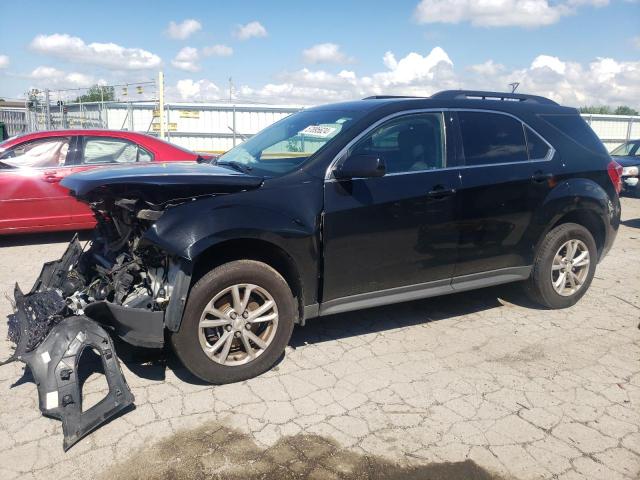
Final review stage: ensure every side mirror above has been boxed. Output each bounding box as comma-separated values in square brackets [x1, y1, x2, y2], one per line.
[334, 154, 386, 180]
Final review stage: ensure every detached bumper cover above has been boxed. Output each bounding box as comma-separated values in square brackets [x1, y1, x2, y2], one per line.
[18, 316, 134, 450]
[2, 237, 135, 451]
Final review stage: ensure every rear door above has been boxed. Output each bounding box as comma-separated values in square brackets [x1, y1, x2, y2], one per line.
[452, 110, 555, 281]
[0, 136, 75, 232]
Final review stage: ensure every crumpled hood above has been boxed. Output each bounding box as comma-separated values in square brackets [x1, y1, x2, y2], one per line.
[61, 162, 264, 204]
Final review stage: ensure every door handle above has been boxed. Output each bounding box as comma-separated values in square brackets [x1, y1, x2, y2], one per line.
[427, 187, 456, 199]
[531, 171, 553, 183]
[43, 172, 63, 183]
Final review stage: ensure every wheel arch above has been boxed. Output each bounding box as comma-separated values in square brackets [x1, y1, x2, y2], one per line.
[548, 209, 606, 259]
[190, 237, 306, 324]
[536, 178, 613, 261]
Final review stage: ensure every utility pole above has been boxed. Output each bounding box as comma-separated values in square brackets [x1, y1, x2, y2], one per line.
[44, 89, 51, 130]
[228, 77, 233, 102]
[158, 71, 165, 139]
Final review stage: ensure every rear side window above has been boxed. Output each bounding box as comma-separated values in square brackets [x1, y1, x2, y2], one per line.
[540, 114, 607, 155]
[82, 137, 152, 164]
[458, 112, 528, 166]
[524, 126, 551, 160]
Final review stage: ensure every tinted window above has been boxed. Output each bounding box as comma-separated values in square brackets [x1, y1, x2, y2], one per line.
[0, 137, 70, 168]
[351, 113, 446, 173]
[524, 126, 551, 159]
[82, 137, 143, 164]
[540, 114, 608, 155]
[458, 112, 528, 166]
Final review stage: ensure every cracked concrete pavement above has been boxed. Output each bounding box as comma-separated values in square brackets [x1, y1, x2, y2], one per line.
[0, 197, 639, 480]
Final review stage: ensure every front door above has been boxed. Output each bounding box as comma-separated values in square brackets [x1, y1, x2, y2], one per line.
[322, 111, 462, 310]
[0, 136, 76, 232]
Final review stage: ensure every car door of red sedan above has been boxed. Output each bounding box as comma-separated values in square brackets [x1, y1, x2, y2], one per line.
[0, 136, 82, 233]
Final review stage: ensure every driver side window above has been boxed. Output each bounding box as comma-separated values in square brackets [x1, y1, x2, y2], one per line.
[351, 113, 446, 174]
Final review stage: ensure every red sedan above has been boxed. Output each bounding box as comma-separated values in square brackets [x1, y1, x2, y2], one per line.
[0, 130, 208, 234]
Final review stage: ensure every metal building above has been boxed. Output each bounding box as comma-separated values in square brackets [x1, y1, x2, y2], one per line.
[1, 100, 638, 153]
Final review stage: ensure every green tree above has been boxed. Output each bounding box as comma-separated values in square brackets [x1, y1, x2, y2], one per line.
[579, 105, 612, 114]
[580, 105, 639, 116]
[614, 105, 639, 116]
[75, 85, 116, 103]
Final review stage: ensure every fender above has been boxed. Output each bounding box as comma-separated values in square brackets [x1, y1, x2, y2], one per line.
[529, 177, 619, 261]
[143, 179, 325, 309]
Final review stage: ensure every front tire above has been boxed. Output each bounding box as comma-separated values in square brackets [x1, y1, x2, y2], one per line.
[171, 260, 296, 384]
[526, 223, 597, 309]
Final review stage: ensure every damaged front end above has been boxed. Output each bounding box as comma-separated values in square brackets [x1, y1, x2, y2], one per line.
[3, 163, 263, 449]
[2, 193, 181, 449]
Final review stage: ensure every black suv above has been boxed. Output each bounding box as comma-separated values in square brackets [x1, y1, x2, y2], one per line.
[11, 90, 622, 387]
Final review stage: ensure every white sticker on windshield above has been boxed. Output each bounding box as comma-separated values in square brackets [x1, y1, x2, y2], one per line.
[299, 125, 338, 138]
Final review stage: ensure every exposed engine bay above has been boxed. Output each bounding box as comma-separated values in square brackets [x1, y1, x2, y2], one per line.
[2, 195, 188, 450]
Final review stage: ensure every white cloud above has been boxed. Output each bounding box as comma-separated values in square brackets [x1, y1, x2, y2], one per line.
[203, 44, 233, 57]
[30, 33, 161, 70]
[28, 65, 97, 88]
[469, 60, 505, 76]
[414, 0, 609, 28]
[0, 55, 9, 69]
[531, 55, 566, 74]
[302, 43, 352, 64]
[166, 19, 202, 40]
[169, 47, 639, 109]
[171, 47, 200, 72]
[233, 21, 268, 40]
[174, 79, 221, 101]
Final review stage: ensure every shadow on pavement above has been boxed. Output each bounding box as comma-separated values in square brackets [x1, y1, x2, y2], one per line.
[7, 274, 541, 388]
[621, 218, 640, 229]
[104, 281, 539, 385]
[291, 281, 541, 348]
[0, 230, 92, 248]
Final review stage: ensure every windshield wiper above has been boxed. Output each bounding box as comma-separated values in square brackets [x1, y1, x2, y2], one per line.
[216, 160, 254, 174]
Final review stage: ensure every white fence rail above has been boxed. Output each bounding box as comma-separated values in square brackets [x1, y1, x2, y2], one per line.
[1, 101, 638, 153]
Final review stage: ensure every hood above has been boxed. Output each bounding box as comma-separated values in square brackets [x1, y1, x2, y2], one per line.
[61, 162, 264, 204]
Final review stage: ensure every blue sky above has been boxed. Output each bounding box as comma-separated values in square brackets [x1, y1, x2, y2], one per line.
[0, 0, 638, 106]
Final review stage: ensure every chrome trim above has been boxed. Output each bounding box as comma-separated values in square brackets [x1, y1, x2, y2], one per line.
[324, 108, 556, 181]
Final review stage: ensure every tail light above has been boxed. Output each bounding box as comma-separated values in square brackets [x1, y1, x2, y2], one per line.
[607, 160, 623, 194]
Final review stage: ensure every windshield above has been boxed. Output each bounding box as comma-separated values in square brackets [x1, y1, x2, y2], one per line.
[611, 141, 640, 157]
[216, 109, 363, 175]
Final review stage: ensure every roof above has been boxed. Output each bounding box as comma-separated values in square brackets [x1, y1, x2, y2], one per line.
[307, 90, 576, 116]
[5, 129, 158, 142]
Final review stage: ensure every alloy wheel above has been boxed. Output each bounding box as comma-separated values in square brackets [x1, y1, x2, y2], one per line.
[551, 239, 590, 297]
[198, 284, 279, 366]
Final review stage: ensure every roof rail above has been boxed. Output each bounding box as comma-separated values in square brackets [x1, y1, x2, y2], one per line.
[431, 90, 558, 106]
[362, 95, 424, 100]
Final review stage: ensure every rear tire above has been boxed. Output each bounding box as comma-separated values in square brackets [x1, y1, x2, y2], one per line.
[171, 260, 296, 384]
[525, 223, 597, 309]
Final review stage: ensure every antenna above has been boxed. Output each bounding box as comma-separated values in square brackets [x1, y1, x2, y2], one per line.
[509, 82, 520, 93]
